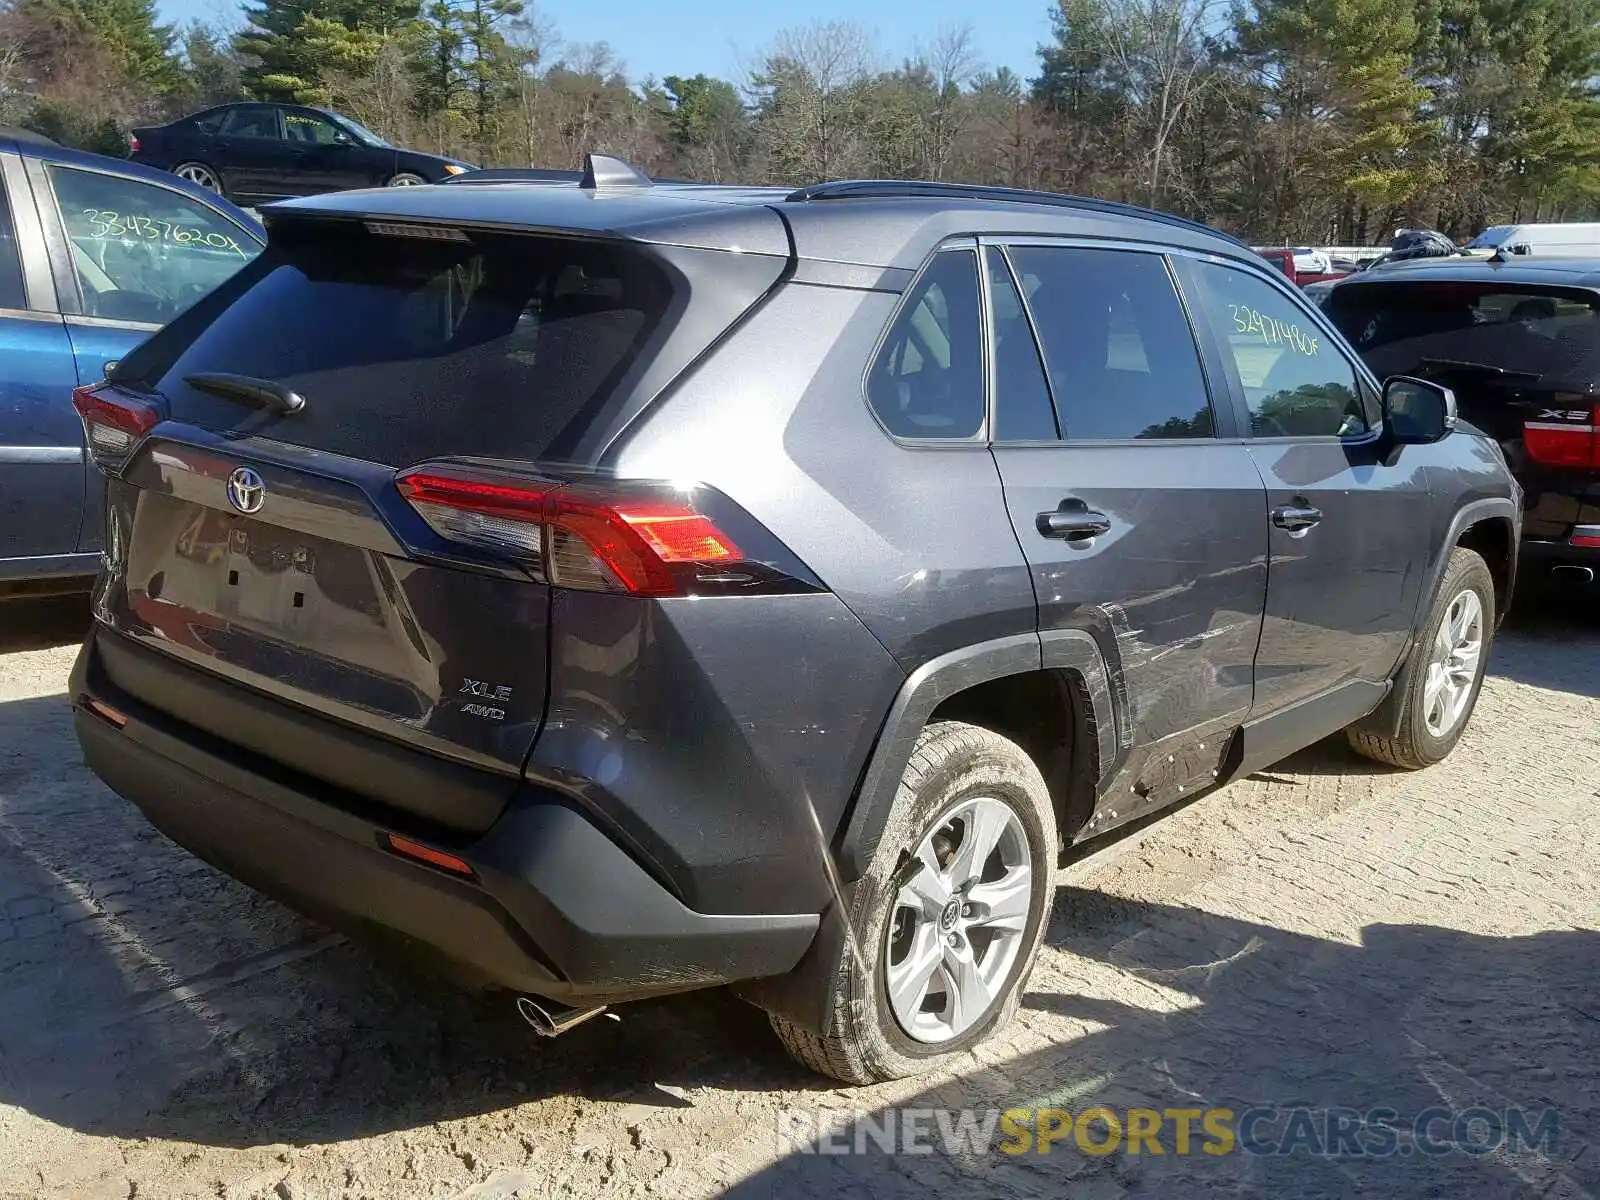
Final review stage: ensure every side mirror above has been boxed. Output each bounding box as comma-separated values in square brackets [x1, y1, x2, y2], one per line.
[1382, 375, 1457, 444]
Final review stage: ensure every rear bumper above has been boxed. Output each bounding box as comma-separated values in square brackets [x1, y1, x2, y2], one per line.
[1519, 533, 1600, 581]
[71, 632, 818, 1004]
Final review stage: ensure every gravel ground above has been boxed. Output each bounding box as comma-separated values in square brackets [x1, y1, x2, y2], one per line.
[0, 591, 1595, 1199]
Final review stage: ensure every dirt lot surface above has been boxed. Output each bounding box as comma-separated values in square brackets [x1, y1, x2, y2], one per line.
[0, 592, 1596, 1199]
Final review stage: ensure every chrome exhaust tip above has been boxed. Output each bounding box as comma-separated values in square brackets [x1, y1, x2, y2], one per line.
[1550, 564, 1596, 584]
[516, 995, 608, 1038]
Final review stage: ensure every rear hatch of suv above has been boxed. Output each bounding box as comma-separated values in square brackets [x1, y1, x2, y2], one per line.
[80, 205, 788, 835]
[1327, 278, 1600, 539]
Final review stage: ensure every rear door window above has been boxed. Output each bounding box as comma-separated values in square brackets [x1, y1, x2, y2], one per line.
[221, 106, 282, 140]
[48, 165, 260, 324]
[0, 171, 27, 310]
[113, 220, 676, 467]
[986, 247, 1057, 440]
[1008, 245, 1214, 439]
[1187, 260, 1367, 438]
[867, 249, 984, 438]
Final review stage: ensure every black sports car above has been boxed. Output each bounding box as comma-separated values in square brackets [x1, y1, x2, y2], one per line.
[129, 103, 475, 205]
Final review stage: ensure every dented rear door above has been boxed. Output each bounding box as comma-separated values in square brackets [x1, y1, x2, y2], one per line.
[984, 241, 1269, 802]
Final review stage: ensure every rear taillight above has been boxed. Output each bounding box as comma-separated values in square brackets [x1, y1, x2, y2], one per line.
[72, 384, 159, 474]
[127, 132, 140, 154]
[396, 464, 754, 597]
[1523, 408, 1600, 469]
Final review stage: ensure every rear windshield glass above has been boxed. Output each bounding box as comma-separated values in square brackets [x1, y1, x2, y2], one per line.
[1326, 282, 1600, 389]
[114, 220, 675, 467]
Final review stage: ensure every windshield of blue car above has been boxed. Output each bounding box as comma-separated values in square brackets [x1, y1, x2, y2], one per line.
[332, 115, 391, 148]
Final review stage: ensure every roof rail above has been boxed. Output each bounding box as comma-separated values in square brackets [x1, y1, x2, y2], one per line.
[441, 167, 585, 185]
[442, 163, 716, 188]
[785, 180, 1245, 248]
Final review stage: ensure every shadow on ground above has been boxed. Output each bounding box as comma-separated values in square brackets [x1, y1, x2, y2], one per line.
[0, 591, 1593, 1175]
[729, 894, 1599, 1197]
[1490, 585, 1600, 697]
[0, 689, 816, 1155]
[0, 594, 92, 653]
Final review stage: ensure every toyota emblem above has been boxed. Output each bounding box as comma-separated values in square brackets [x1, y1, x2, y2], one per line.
[226, 467, 266, 514]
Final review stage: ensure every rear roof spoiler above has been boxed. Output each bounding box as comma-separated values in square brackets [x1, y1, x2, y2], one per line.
[443, 154, 659, 189]
[441, 155, 727, 189]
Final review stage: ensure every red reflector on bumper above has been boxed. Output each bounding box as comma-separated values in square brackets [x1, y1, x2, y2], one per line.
[385, 833, 476, 878]
[84, 698, 128, 728]
[1572, 535, 1600, 548]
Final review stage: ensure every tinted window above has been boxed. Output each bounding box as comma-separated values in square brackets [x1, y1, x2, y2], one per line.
[1328, 282, 1600, 389]
[1188, 261, 1365, 438]
[987, 247, 1057, 440]
[1009, 246, 1213, 440]
[49, 166, 260, 324]
[284, 111, 347, 146]
[221, 106, 281, 139]
[868, 250, 983, 438]
[192, 109, 227, 134]
[0, 176, 27, 309]
[114, 221, 674, 467]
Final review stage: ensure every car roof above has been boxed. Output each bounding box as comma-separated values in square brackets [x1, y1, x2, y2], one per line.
[1344, 255, 1600, 289]
[265, 172, 1257, 271]
[0, 131, 265, 234]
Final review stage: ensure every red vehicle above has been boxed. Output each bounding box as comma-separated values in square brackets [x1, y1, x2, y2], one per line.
[1255, 247, 1352, 287]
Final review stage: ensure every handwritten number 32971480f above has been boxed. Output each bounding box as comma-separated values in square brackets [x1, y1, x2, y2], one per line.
[1229, 303, 1320, 358]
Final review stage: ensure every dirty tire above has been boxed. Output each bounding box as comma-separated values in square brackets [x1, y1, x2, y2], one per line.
[1348, 547, 1495, 770]
[770, 721, 1057, 1085]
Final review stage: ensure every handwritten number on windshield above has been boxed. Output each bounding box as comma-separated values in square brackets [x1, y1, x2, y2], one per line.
[80, 209, 250, 257]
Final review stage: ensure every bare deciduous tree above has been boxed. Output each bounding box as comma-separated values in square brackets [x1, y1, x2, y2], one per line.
[1099, 0, 1219, 206]
[752, 19, 876, 182]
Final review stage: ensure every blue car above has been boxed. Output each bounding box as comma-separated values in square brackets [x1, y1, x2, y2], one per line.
[0, 128, 264, 589]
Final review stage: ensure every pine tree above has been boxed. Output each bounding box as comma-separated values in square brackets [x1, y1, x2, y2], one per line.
[9, 0, 179, 93]
[236, 0, 420, 102]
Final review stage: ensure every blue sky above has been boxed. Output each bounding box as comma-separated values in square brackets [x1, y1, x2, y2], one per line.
[156, 0, 1055, 89]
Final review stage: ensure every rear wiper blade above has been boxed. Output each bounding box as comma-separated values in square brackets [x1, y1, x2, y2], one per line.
[182, 372, 305, 416]
[1417, 358, 1543, 382]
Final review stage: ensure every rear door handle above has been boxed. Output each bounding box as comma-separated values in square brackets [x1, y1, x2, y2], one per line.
[1272, 504, 1323, 533]
[1037, 504, 1112, 541]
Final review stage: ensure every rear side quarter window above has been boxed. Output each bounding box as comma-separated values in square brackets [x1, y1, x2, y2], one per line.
[867, 249, 984, 439]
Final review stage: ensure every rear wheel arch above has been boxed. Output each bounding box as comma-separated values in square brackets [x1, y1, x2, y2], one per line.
[749, 642, 1110, 1048]
[836, 631, 1119, 881]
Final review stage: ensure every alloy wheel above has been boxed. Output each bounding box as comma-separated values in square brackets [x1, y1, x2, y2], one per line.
[884, 795, 1033, 1044]
[174, 163, 220, 192]
[1423, 588, 1484, 737]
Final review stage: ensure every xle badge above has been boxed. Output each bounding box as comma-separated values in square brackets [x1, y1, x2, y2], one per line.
[459, 678, 513, 721]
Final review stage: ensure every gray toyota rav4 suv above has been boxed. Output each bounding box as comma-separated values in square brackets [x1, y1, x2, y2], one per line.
[70, 157, 1520, 1084]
